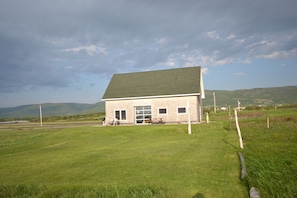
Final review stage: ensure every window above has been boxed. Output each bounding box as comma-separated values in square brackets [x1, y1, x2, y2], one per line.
[158, 108, 167, 114]
[178, 107, 186, 114]
[115, 110, 126, 120]
[115, 110, 120, 119]
[121, 110, 126, 120]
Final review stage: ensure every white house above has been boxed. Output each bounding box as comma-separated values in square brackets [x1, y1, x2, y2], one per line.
[102, 66, 205, 125]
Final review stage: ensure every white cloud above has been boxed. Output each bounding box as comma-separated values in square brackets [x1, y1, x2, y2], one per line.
[238, 58, 251, 64]
[198, 54, 233, 66]
[165, 58, 175, 66]
[97, 47, 107, 55]
[258, 48, 297, 59]
[202, 67, 208, 74]
[215, 57, 233, 65]
[207, 31, 220, 40]
[227, 34, 236, 40]
[65, 65, 73, 69]
[234, 72, 245, 76]
[155, 37, 168, 45]
[62, 45, 107, 56]
[207, 32, 236, 40]
[246, 40, 272, 49]
[257, 48, 297, 59]
[181, 51, 234, 67]
[259, 51, 284, 59]
[236, 39, 245, 45]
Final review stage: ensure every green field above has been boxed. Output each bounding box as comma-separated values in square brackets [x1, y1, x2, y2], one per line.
[0, 122, 247, 197]
[1, 107, 296, 197]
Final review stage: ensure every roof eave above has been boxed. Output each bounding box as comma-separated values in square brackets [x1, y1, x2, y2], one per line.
[102, 93, 201, 101]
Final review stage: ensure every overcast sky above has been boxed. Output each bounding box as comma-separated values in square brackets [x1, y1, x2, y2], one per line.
[1, 0, 297, 107]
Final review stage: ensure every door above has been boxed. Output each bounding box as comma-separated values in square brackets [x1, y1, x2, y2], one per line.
[135, 106, 151, 124]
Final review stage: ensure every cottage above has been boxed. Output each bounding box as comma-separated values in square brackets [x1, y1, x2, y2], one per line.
[102, 66, 205, 125]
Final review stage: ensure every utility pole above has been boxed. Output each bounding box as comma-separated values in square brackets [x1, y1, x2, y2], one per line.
[39, 104, 43, 127]
[213, 92, 216, 113]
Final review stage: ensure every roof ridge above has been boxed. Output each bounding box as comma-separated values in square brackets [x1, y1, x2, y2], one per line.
[114, 66, 201, 76]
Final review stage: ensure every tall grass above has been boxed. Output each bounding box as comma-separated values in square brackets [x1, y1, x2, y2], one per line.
[235, 108, 297, 197]
[0, 124, 247, 197]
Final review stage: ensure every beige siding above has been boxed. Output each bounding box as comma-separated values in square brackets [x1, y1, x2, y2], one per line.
[105, 95, 201, 125]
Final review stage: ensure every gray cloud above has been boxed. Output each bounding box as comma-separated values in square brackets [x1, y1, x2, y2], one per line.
[1, 0, 297, 93]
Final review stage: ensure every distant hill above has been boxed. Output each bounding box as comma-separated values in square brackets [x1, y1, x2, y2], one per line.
[0, 102, 105, 119]
[0, 86, 296, 119]
[203, 86, 297, 107]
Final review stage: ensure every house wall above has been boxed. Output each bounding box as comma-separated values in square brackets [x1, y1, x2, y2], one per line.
[105, 95, 201, 125]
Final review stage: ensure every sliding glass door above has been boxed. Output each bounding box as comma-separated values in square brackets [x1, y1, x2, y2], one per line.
[135, 106, 151, 124]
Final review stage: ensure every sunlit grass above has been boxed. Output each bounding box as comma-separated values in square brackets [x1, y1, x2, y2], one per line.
[0, 123, 246, 197]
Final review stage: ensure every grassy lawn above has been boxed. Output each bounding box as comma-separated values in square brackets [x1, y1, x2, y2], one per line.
[0, 123, 247, 197]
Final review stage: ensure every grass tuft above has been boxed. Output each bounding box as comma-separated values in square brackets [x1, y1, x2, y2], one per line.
[0, 185, 173, 198]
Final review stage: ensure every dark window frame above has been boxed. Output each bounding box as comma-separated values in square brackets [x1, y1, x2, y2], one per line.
[115, 110, 127, 120]
[177, 107, 187, 114]
[158, 108, 167, 114]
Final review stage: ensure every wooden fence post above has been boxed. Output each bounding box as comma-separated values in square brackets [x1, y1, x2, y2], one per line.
[234, 109, 244, 149]
[187, 101, 192, 134]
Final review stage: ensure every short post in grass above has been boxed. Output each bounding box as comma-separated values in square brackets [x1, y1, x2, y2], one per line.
[228, 105, 231, 130]
[213, 92, 216, 113]
[187, 101, 192, 134]
[267, 116, 270, 129]
[229, 116, 232, 131]
[206, 112, 209, 124]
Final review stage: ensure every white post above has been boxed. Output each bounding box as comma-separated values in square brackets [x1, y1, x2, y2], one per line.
[234, 109, 243, 149]
[206, 112, 209, 124]
[213, 92, 216, 113]
[238, 100, 241, 111]
[39, 104, 43, 127]
[187, 101, 192, 134]
[267, 117, 270, 129]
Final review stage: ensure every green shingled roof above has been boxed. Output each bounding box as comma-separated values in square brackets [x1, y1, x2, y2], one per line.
[102, 66, 203, 100]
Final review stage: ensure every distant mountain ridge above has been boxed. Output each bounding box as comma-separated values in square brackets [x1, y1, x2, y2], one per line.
[203, 86, 297, 107]
[0, 102, 105, 119]
[0, 86, 296, 118]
